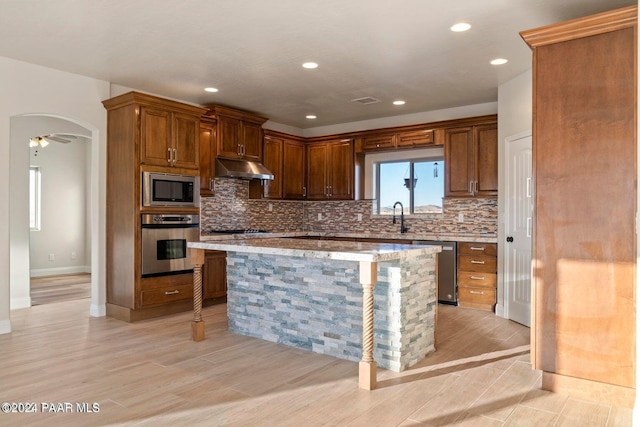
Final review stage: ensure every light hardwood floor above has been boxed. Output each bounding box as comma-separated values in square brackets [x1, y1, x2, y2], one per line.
[0, 301, 632, 426]
[30, 274, 91, 306]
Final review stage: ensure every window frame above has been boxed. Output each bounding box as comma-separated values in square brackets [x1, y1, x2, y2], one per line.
[29, 165, 42, 231]
[376, 157, 444, 215]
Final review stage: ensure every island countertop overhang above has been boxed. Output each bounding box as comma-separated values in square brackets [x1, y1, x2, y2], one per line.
[188, 237, 441, 263]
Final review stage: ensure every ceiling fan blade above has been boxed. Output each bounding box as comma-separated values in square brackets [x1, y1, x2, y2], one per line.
[43, 135, 71, 143]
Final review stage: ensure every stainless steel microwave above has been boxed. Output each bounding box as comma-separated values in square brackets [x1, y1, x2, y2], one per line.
[142, 172, 200, 207]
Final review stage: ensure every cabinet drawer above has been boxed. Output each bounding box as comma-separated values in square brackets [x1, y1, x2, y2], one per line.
[459, 242, 497, 256]
[458, 286, 496, 306]
[396, 129, 434, 148]
[458, 255, 497, 273]
[362, 134, 396, 151]
[458, 271, 497, 288]
[140, 284, 193, 307]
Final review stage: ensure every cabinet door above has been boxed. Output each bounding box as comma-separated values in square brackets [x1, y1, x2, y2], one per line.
[140, 107, 172, 166]
[199, 120, 216, 196]
[203, 251, 227, 299]
[328, 140, 353, 199]
[445, 127, 474, 197]
[262, 137, 283, 199]
[283, 139, 306, 199]
[242, 122, 263, 161]
[217, 116, 241, 158]
[396, 129, 434, 149]
[172, 113, 199, 170]
[474, 124, 498, 196]
[362, 133, 396, 151]
[306, 143, 328, 200]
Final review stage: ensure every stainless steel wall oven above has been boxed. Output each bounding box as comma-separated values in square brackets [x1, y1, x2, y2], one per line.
[141, 214, 199, 277]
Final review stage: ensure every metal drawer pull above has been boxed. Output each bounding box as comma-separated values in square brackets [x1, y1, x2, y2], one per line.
[470, 276, 485, 280]
[469, 290, 485, 295]
[470, 247, 485, 251]
[165, 290, 180, 295]
[470, 260, 485, 264]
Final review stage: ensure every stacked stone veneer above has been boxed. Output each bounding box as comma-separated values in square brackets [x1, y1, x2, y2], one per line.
[201, 178, 496, 236]
[226, 250, 437, 372]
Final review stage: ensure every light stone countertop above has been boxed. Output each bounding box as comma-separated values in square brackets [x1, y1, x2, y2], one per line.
[189, 237, 441, 263]
[198, 231, 497, 243]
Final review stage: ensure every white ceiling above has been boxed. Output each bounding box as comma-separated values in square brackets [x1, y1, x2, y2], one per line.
[0, 0, 635, 129]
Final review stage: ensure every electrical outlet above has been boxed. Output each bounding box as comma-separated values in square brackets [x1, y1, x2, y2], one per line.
[318, 213, 322, 221]
[268, 203, 273, 212]
[357, 214, 363, 221]
[71, 252, 77, 260]
[458, 213, 464, 223]
[48, 253, 55, 261]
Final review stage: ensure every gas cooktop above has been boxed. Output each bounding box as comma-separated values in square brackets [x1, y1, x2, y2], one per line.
[207, 229, 270, 235]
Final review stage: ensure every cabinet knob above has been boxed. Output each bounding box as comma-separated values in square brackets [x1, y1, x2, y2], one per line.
[506, 236, 514, 243]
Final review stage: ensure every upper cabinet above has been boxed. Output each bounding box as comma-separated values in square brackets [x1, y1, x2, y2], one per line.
[207, 105, 268, 162]
[445, 122, 497, 197]
[261, 135, 284, 199]
[306, 139, 354, 200]
[140, 106, 201, 170]
[360, 126, 441, 152]
[199, 118, 217, 196]
[282, 139, 306, 199]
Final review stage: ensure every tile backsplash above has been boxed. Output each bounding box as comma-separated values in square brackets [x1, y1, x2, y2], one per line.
[201, 178, 497, 236]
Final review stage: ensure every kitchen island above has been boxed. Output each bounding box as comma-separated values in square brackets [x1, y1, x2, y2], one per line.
[188, 237, 440, 390]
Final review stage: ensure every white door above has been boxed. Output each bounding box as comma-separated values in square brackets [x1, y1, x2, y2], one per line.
[504, 132, 532, 327]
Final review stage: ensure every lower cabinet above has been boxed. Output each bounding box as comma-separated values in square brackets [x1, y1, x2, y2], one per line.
[203, 250, 227, 299]
[457, 242, 497, 311]
[139, 273, 194, 308]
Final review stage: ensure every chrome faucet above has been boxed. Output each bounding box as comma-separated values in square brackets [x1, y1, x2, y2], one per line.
[392, 201, 408, 233]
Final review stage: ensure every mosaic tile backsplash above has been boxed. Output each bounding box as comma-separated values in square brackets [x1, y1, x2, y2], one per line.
[201, 178, 497, 236]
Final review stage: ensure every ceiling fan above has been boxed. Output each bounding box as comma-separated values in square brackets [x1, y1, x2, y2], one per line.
[29, 133, 87, 147]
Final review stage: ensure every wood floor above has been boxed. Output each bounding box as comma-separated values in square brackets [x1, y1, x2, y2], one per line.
[0, 301, 632, 426]
[30, 274, 91, 306]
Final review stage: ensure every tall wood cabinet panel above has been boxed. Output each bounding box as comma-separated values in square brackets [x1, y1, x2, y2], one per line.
[262, 136, 284, 199]
[203, 251, 227, 299]
[444, 123, 497, 197]
[521, 5, 636, 405]
[282, 139, 306, 199]
[102, 91, 207, 322]
[199, 118, 217, 196]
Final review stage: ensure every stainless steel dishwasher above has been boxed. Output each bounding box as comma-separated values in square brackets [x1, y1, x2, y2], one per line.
[412, 240, 458, 305]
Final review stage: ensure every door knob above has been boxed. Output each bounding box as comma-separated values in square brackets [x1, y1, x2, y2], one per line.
[506, 236, 514, 242]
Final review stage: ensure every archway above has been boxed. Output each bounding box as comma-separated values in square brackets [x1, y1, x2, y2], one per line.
[9, 114, 105, 317]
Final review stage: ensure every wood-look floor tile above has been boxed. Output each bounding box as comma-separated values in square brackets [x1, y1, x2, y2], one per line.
[557, 398, 611, 427]
[503, 405, 558, 426]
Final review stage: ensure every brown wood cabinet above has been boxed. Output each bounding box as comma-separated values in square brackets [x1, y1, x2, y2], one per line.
[140, 107, 200, 170]
[457, 242, 497, 311]
[306, 139, 354, 200]
[199, 118, 217, 196]
[261, 136, 284, 199]
[203, 250, 227, 299]
[360, 127, 439, 152]
[207, 106, 267, 162]
[444, 123, 497, 197]
[521, 5, 636, 405]
[282, 139, 306, 199]
[102, 91, 206, 322]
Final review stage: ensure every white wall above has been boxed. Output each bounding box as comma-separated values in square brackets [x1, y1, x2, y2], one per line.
[495, 69, 533, 318]
[29, 135, 89, 276]
[0, 57, 110, 334]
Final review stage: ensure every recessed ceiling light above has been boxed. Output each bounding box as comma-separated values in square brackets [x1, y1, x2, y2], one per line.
[490, 58, 508, 65]
[306, 115, 317, 119]
[204, 87, 218, 93]
[302, 62, 318, 69]
[450, 23, 471, 32]
[393, 100, 406, 106]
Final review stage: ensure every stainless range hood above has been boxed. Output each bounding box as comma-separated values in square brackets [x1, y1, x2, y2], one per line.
[215, 158, 274, 180]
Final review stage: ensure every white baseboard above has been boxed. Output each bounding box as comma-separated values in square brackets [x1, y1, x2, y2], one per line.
[495, 303, 506, 319]
[0, 319, 11, 335]
[10, 297, 31, 310]
[30, 266, 91, 277]
[90, 303, 106, 317]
